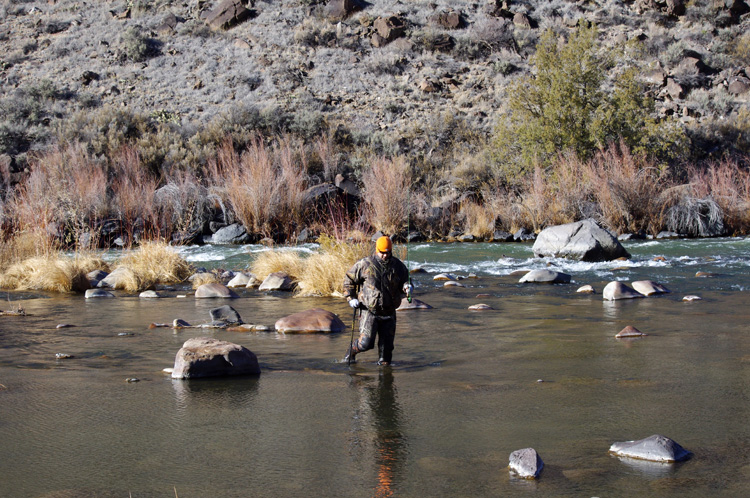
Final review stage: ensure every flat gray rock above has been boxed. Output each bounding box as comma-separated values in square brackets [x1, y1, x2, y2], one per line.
[210, 305, 243, 325]
[519, 269, 571, 284]
[533, 219, 630, 262]
[509, 448, 544, 478]
[139, 290, 162, 298]
[609, 434, 691, 462]
[258, 272, 293, 291]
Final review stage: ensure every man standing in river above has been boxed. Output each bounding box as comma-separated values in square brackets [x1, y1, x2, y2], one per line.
[343, 236, 411, 365]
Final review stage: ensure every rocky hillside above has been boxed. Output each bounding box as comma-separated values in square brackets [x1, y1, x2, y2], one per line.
[1, 0, 749, 169]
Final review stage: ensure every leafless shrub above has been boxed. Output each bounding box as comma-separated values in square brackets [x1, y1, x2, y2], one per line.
[663, 190, 724, 237]
[688, 158, 750, 233]
[361, 155, 411, 236]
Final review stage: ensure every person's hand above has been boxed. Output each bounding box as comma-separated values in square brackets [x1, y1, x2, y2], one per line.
[403, 283, 413, 296]
[349, 298, 360, 309]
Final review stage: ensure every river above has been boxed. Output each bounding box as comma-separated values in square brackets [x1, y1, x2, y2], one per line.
[1, 238, 749, 497]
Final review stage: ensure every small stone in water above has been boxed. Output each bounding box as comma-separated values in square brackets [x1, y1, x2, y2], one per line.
[616, 326, 646, 338]
[125, 378, 140, 383]
[55, 353, 73, 359]
[683, 295, 702, 301]
[56, 324, 75, 329]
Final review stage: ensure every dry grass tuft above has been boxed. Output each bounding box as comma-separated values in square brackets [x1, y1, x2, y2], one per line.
[117, 240, 193, 292]
[295, 235, 371, 297]
[461, 200, 496, 239]
[0, 255, 90, 293]
[191, 272, 220, 289]
[0, 230, 58, 273]
[249, 249, 306, 282]
[362, 155, 412, 236]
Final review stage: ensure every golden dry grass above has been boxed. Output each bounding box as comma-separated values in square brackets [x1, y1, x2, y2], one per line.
[116, 240, 193, 292]
[0, 230, 58, 273]
[191, 272, 220, 289]
[461, 201, 495, 239]
[0, 255, 91, 293]
[249, 249, 307, 282]
[295, 235, 371, 297]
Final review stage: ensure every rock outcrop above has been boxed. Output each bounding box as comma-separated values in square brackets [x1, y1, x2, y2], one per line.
[532, 219, 630, 262]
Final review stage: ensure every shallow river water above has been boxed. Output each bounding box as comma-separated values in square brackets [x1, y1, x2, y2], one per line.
[1, 239, 749, 497]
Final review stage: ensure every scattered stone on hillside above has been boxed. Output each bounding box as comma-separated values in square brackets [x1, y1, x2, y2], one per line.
[728, 76, 750, 95]
[666, 78, 684, 99]
[211, 223, 250, 244]
[258, 272, 293, 291]
[156, 12, 179, 34]
[81, 70, 100, 85]
[171, 337, 260, 379]
[519, 269, 571, 284]
[577, 285, 595, 293]
[631, 280, 670, 296]
[666, 0, 686, 16]
[532, 219, 630, 262]
[609, 435, 691, 462]
[334, 174, 361, 198]
[205, 0, 254, 30]
[373, 15, 406, 46]
[642, 67, 666, 86]
[509, 448, 544, 479]
[85, 289, 115, 299]
[616, 325, 647, 338]
[194, 283, 238, 298]
[326, 0, 362, 20]
[210, 305, 243, 325]
[468, 303, 493, 310]
[513, 12, 533, 28]
[431, 10, 464, 29]
[419, 78, 440, 92]
[275, 308, 345, 333]
[602, 281, 644, 300]
[396, 298, 433, 310]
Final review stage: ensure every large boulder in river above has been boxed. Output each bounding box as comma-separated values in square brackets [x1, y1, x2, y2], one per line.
[609, 434, 691, 462]
[602, 281, 644, 300]
[519, 269, 571, 284]
[171, 337, 260, 379]
[275, 308, 346, 333]
[195, 283, 238, 298]
[533, 219, 630, 262]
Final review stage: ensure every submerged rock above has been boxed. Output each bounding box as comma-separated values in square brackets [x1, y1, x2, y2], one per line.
[444, 281, 465, 287]
[519, 269, 571, 284]
[631, 280, 670, 296]
[509, 448, 544, 479]
[532, 219, 630, 262]
[171, 337, 260, 379]
[433, 273, 458, 281]
[210, 305, 243, 325]
[683, 295, 702, 301]
[602, 282, 644, 301]
[195, 283, 238, 298]
[468, 303, 493, 310]
[577, 284, 595, 293]
[609, 434, 691, 462]
[139, 290, 162, 298]
[275, 308, 346, 334]
[616, 325, 647, 338]
[396, 298, 433, 310]
[85, 289, 115, 299]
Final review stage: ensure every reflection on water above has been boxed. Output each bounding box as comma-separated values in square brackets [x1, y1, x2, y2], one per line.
[348, 369, 405, 498]
[2, 239, 750, 497]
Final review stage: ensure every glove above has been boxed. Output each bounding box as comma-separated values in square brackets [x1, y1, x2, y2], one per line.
[403, 283, 413, 296]
[348, 298, 360, 309]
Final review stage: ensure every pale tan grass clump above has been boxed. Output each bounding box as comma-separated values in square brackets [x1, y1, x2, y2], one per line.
[362, 155, 411, 236]
[0, 255, 89, 293]
[191, 272, 220, 289]
[117, 241, 193, 292]
[0, 231, 59, 273]
[461, 201, 495, 239]
[249, 249, 306, 282]
[295, 235, 371, 297]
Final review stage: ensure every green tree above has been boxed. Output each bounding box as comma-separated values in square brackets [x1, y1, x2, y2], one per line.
[492, 23, 686, 182]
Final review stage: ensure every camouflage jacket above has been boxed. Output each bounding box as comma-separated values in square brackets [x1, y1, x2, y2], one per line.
[343, 254, 409, 315]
